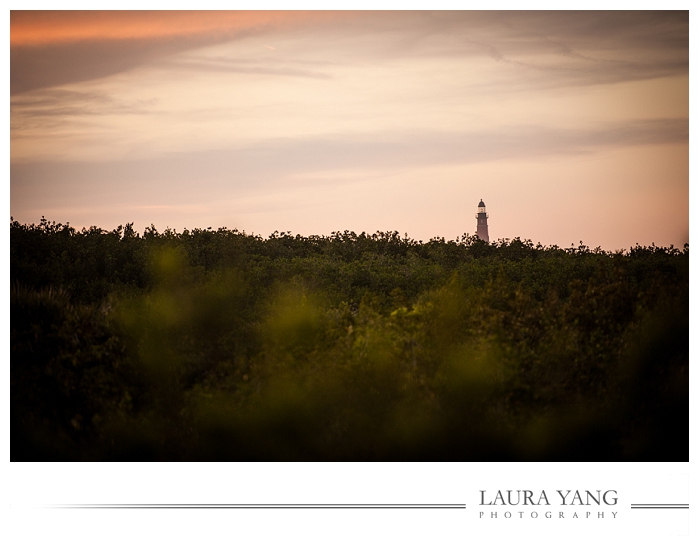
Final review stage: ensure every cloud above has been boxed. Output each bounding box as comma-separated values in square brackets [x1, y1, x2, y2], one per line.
[432, 11, 689, 91]
[11, 11, 687, 95]
[10, 88, 158, 135]
[161, 57, 333, 80]
[11, 37, 218, 95]
[12, 117, 687, 206]
[9, 11, 344, 95]
[11, 88, 156, 116]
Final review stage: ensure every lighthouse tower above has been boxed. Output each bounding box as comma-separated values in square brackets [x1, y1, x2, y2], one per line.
[475, 199, 489, 242]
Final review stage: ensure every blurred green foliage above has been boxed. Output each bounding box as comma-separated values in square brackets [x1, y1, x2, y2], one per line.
[11, 218, 688, 461]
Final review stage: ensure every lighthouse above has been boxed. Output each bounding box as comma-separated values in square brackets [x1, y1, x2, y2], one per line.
[476, 199, 489, 242]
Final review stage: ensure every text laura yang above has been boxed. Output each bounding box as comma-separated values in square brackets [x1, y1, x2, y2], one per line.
[479, 490, 618, 506]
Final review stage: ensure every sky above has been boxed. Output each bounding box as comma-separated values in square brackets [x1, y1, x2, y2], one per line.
[10, 10, 689, 250]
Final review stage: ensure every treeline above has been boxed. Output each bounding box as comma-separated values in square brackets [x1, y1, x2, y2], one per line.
[11, 218, 689, 461]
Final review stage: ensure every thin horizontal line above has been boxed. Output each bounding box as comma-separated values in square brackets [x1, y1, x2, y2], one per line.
[50, 503, 466, 507]
[47, 504, 466, 510]
[47, 508, 467, 511]
[631, 503, 689, 507]
[630, 507, 689, 510]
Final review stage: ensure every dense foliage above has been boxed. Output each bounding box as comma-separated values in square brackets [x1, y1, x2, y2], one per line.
[11, 217, 689, 461]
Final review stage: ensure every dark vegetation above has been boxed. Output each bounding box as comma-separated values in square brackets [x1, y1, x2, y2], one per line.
[11, 217, 689, 461]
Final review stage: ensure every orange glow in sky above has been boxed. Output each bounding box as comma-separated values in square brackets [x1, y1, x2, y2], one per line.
[10, 11, 342, 45]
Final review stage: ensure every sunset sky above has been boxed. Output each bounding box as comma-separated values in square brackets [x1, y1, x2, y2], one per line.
[10, 10, 689, 250]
